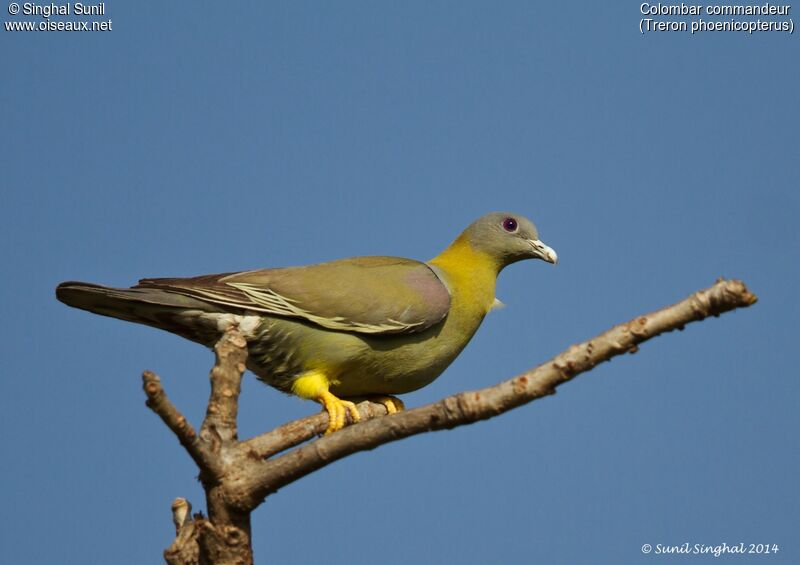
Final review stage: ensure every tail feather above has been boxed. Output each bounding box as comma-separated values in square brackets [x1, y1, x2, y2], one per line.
[55, 281, 224, 344]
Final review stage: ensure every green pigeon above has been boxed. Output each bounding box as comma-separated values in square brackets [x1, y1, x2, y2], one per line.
[56, 212, 557, 433]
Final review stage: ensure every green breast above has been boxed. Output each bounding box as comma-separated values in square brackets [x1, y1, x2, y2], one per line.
[247, 288, 489, 397]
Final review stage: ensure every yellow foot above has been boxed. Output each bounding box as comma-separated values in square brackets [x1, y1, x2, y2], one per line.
[319, 390, 360, 435]
[370, 395, 405, 415]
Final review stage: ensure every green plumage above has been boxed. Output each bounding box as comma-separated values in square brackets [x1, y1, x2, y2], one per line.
[136, 256, 451, 335]
[56, 212, 556, 405]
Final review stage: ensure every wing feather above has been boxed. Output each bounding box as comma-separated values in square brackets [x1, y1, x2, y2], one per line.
[136, 257, 450, 335]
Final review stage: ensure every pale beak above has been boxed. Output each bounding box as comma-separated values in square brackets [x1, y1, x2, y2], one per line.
[528, 239, 558, 264]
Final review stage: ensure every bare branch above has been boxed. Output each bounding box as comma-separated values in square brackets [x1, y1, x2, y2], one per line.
[143, 279, 756, 563]
[164, 519, 199, 565]
[146, 327, 253, 563]
[142, 371, 208, 470]
[199, 329, 248, 446]
[172, 498, 192, 534]
[240, 402, 390, 460]
[195, 519, 252, 565]
[229, 278, 757, 509]
[164, 499, 199, 565]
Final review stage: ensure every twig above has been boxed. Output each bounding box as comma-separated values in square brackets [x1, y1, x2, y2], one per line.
[142, 371, 209, 471]
[143, 278, 757, 563]
[200, 329, 248, 445]
[144, 328, 253, 563]
[228, 278, 757, 509]
[240, 402, 390, 460]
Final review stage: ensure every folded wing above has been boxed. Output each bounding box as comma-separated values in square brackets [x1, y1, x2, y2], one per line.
[136, 256, 451, 335]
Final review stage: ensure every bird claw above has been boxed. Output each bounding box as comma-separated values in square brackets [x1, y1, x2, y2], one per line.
[371, 395, 405, 414]
[319, 391, 360, 435]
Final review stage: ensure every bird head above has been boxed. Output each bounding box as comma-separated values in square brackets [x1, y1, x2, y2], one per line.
[465, 212, 557, 270]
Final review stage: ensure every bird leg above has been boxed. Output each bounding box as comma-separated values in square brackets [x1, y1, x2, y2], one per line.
[343, 395, 406, 415]
[370, 395, 405, 414]
[292, 370, 360, 435]
[318, 390, 360, 435]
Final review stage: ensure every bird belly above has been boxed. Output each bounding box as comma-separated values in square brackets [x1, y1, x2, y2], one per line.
[330, 335, 460, 396]
[245, 309, 484, 398]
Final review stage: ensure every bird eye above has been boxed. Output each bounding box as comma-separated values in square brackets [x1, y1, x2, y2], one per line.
[502, 217, 518, 232]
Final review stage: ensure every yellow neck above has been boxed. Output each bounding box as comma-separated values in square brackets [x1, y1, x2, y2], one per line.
[429, 234, 499, 317]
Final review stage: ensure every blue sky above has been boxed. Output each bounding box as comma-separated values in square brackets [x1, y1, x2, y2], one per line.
[1, 2, 797, 563]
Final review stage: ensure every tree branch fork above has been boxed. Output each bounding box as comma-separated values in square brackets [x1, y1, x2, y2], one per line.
[143, 278, 757, 563]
